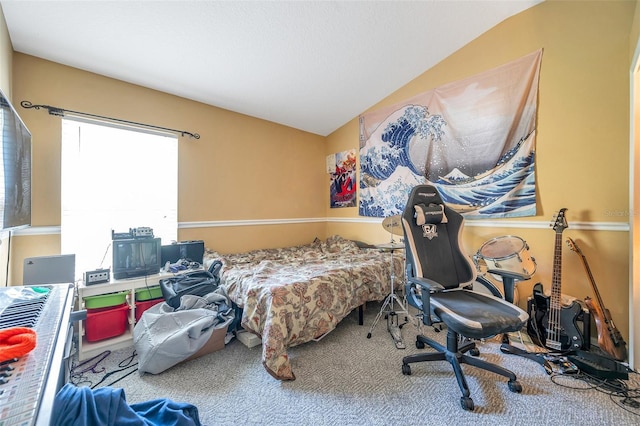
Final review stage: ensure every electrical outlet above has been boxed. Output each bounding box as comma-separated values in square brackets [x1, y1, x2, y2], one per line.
[84, 269, 110, 285]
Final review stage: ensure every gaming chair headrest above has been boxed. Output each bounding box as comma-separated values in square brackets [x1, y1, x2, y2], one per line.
[406, 185, 448, 226]
[414, 203, 448, 225]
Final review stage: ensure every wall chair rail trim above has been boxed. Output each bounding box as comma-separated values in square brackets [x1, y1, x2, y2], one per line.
[328, 217, 629, 231]
[11, 219, 629, 237]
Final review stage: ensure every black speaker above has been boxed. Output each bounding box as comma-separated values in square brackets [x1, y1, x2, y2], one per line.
[161, 240, 205, 265]
[527, 295, 591, 351]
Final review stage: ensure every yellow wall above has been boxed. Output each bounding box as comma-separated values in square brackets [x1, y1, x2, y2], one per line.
[327, 0, 634, 343]
[0, 5, 11, 96]
[1, 1, 638, 348]
[9, 54, 327, 283]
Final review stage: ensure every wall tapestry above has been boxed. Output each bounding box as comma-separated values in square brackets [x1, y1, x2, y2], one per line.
[359, 49, 542, 219]
[329, 149, 357, 208]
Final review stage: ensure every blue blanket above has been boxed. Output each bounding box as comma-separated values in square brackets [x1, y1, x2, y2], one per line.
[52, 383, 202, 426]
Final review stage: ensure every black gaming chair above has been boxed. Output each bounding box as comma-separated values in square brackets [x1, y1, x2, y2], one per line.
[400, 184, 529, 411]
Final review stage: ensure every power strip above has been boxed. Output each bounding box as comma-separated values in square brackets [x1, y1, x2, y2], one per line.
[84, 268, 110, 285]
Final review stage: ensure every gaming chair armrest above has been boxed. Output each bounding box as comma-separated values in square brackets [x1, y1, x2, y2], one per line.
[486, 269, 530, 304]
[408, 276, 445, 291]
[405, 276, 445, 326]
[486, 269, 530, 282]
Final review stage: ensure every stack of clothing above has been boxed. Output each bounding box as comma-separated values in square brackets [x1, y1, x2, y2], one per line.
[52, 384, 202, 425]
[133, 287, 235, 374]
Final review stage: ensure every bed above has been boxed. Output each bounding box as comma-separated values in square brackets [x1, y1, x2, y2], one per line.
[203, 235, 404, 381]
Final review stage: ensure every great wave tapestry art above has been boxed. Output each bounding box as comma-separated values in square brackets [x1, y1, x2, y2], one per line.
[359, 49, 542, 219]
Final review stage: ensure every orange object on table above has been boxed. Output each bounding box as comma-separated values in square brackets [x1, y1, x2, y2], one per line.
[0, 327, 37, 362]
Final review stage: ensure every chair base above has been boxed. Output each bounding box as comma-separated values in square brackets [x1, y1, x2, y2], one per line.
[401, 330, 523, 411]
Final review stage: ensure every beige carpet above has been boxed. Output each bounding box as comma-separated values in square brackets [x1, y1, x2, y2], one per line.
[70, 302, 640, 425]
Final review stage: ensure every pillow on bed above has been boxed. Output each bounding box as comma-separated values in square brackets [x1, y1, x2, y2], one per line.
[321, 235, 360, 254]
[414, 203, 448, 226]
[203, 250, 229, 270]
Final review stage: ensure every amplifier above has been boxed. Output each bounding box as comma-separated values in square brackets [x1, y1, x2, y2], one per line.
[112, 227, 155, 240]
[131, 227, 154, 238]
[161, 240, 205, 265]
[527, 296, 591, 351]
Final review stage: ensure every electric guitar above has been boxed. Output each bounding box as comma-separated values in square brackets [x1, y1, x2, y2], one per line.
[566, 237, 627, 361]
[527, 209, 584, 351]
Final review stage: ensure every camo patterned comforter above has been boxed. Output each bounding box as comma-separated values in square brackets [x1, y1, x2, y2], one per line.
[203, 235, 404, 380]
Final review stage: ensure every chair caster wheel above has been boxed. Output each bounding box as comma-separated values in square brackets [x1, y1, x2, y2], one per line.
[461, 396, 474, 411]
[415, 339, 425, 349]
[469, 347, 480, 356]
[367, 332, 372, 339]
[402, 363, 411, 375]
[508, 380, 523, 393]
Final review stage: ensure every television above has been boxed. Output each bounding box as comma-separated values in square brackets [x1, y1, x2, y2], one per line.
[112, 237, 161, 280]
[0, 89, 31, 230]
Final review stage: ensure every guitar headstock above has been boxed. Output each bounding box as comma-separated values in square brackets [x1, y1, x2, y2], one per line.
[551, 208, 568, 233]
[566, 236, 582, 255]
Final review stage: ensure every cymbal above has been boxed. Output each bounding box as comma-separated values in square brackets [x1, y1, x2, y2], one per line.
[382, 215, 403, 236]
[376, 242, 405, 251]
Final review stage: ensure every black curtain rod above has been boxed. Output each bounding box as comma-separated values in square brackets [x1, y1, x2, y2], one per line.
[20, 100, 200, 139]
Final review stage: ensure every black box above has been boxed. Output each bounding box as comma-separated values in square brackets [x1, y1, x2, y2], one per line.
[161, 240, 205, 265]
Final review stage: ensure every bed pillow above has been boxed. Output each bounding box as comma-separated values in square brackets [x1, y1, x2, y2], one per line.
[321, 235, 360, 254]
[414, 203, 448, 226]
[203, 250, 229, 269]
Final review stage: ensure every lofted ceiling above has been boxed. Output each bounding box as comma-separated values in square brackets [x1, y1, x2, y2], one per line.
[1, 1, 542, 136]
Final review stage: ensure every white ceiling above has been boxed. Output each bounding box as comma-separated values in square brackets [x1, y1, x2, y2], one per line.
[1, 1, 541, 136]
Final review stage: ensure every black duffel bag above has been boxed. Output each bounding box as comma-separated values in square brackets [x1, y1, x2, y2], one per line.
[160, 261, 223, 309]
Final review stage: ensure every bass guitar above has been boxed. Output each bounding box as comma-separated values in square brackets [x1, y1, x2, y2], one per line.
[527, 208, 584, 351]
[566, 237, 627, 361]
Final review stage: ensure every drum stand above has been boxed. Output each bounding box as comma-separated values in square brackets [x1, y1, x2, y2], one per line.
[367, 238, 407, 349]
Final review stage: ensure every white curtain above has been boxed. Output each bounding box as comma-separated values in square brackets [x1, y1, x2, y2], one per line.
[61, 118, 177, 279]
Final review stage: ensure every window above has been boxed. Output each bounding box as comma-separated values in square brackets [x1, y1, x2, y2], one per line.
[61, 118, 177, 279]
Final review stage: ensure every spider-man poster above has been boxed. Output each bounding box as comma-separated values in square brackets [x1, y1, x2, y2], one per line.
[329, 149, 356, 208]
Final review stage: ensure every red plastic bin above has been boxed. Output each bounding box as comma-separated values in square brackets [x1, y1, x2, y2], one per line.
[85, 303, 130, 342]
[135, 298, 163, 323]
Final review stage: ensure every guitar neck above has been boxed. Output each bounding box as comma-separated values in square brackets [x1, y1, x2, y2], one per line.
[577, 249, 606, 312]
[547, 209, 568, 351]
[551, 231, 563, 310]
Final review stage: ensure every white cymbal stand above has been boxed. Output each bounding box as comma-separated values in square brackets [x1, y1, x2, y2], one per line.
[367, 217, 407, 349]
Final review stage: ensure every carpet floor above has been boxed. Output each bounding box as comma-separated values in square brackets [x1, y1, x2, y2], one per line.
[70, 302, 640, 426]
